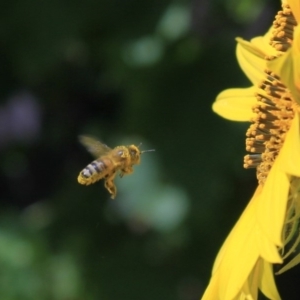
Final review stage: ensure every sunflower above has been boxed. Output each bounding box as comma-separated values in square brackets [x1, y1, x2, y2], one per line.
[202, 2, 300, 299]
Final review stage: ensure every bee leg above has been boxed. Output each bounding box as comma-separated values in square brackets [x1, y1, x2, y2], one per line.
[104, 173, 117, 199]
[120, 167, 133, 176]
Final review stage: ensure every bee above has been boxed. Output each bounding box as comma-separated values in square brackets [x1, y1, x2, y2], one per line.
[77, 135, 155, 199]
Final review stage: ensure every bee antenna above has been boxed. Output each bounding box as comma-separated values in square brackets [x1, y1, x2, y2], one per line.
[141, 149, 155, 154]
[137, 142, 143, 148]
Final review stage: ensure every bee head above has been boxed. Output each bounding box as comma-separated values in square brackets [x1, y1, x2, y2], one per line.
[128, 145, 141, 165]
[128, 144, 155, 165]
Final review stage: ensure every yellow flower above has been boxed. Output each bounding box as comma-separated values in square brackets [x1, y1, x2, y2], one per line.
[202, 2, 300, 299]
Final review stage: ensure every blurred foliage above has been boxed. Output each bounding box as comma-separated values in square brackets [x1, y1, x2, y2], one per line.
[0, 0, 298, 299]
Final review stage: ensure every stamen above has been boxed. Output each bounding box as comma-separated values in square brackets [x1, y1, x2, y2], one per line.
[244, 154, 262, 168]
[266, 3, 297, 58]
[244, 70, 294, 185]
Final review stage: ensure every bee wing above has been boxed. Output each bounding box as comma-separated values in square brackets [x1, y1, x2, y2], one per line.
[79, 135, 112, 158]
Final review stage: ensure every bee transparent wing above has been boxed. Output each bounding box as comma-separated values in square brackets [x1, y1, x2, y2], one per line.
[79, 135, 112, 158]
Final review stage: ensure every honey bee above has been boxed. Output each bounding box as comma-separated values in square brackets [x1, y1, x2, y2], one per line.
[77, 135, 155, 199]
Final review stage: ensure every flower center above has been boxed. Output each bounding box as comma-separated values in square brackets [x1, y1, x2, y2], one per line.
[243, 3, 297, 185]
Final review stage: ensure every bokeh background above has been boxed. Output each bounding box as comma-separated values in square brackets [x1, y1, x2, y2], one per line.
[0, 0, 298, 299]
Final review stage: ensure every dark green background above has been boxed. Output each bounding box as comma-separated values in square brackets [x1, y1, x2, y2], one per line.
[0, 0, 298, 299]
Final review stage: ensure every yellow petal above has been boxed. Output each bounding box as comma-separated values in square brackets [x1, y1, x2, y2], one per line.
[237, 293, 254, 300]
[203, 184, 283, 299]
[279, 112, 300, 176]
[234, 259, 281, 300]
[292, 25, 300, 95]
[250, 28, 278, 58]
[256, 227, 282, 263]
[236, 38, 266, 85]
[239, 261, 260, 300]
[201, 274, 221, 299]
[287, 0, 300, 24]
[212, 186, 262, 274]
[219, 232, 258, 300]
[293, 23, 300, 53]
[259, 260, 281, 300]
[212, 87, 256, 121]
[256, 156, 290, 247]
[203, 188, 261, 300]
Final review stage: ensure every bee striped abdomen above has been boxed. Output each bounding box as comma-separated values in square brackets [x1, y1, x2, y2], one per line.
[78, 159, 108, 185]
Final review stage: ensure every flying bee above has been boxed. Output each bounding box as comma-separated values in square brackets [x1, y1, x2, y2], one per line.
[77, 135, 155, 199]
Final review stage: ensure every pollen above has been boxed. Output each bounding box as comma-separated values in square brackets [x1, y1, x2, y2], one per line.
[267, 3, 296, 58]
[243, 70, 296, 185]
